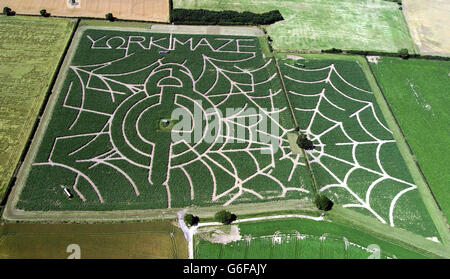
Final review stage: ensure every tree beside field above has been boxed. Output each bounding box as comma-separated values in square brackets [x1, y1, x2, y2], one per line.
[3, 7, 15, 16]
[215, 210, 237, 225]
[105, 13, 115, 22]
[184, 214, 200, 226]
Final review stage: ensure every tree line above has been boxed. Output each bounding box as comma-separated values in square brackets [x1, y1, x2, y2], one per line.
[171, 9, 283, 25]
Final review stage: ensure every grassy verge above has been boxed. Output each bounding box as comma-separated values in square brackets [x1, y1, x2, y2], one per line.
[328, 206, 449, 258]
[0, 221, 187, 258]
[79, 19, 151, 29]
[277, 52, 448, 243]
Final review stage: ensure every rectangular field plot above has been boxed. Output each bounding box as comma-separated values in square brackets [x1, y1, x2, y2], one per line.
[11, 27, 313, 213]
[369, 57, 450, 222]
[279, 57, 438, 238]
[174, 0, 415, 53]
[0, 16, 75, 202]
[0, 0, 170, 23]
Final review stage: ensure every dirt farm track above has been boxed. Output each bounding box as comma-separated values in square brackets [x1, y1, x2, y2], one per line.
[0, 0, 169, 22]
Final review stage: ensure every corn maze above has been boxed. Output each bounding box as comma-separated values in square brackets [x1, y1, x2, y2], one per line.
[15, 28, 313, 211]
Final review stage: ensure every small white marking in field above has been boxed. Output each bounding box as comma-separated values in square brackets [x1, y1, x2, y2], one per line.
[426, 236, 440, 243]
[272, 231, 282, 244]
[287, 55, 305, 60]
[366, 56, 380, 64]
[407, 78, 435, 116]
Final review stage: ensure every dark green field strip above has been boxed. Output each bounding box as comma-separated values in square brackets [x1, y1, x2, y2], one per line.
[368, 57, 450, 223]
[277, 56, 439, 238]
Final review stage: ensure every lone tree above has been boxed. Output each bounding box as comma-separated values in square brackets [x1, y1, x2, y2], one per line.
[314, 194, 334, 211]
[40, 9, 50, 17]
[105, 13, 114, 22]
[184, 213, 200, 226]
[398, 48, 409, 59]
[214, 210, 237, 225]
[297, 134, 314, 150]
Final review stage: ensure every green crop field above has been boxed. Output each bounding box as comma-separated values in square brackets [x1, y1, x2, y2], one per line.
[13, 27, 314, 212]
[278, 56, 438, 238]
[174, 0, 416, 53]
[0, 16, 75, 203]
[369, 57, 450, 223]
[194, 218, 430, 259]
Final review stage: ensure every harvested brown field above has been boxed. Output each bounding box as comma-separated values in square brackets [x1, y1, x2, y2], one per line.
[403, 0, 450, 56]
[0, 0, 169, 22]
[0, 221, 188, 259]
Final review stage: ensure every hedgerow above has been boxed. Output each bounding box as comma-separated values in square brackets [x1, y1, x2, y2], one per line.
[171, 9, 283, 25]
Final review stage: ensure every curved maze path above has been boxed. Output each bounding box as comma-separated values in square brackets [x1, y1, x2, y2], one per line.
[18, 31, 312, 212]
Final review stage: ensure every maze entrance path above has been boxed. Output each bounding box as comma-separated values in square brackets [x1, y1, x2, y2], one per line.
[10, 28, 314, 215]
[279, 58, 439, 238]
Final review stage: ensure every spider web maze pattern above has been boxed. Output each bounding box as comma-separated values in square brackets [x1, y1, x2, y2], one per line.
[282, 62, 419, 227]
[30, 35, 312, 210]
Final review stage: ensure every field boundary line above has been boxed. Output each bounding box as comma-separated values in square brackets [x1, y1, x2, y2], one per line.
[362, 56, 450, 245]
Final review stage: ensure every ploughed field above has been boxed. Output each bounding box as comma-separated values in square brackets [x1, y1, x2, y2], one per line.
[14, 28, 313, 212]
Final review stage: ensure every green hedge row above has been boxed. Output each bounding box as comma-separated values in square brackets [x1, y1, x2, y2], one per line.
[171, 9, 283, 25]
[321, 48, 450, 61]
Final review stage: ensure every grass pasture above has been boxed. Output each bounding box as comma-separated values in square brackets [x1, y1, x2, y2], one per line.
[0, 16, 75, 203]
[194, 218, 431, 259]
[0, 221, 187, 259]
[278, 56, 438, 237]
[11, 27, 314, 213]
[369, 57, 450, 222]
[174, 0, 416, 53]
